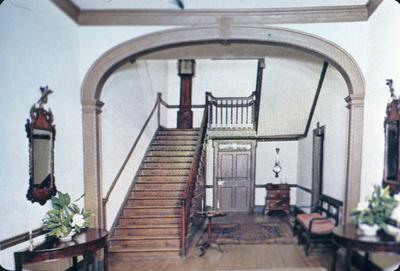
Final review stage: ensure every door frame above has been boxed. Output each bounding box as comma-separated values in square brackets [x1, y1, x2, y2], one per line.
[213, 140, 257, 212]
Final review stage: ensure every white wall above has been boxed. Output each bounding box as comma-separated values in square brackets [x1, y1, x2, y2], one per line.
[296, 65, 349, 206]
[101, 60, 169, 227]
[360, 0, 400, 199]
[0, 1, 80, 268]
[281, 0, 400, 199]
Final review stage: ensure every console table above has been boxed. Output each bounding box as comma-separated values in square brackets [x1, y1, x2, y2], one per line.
[265, 183, 290, 214]
[332, 224, 400, 271]
[14, 228, 108, 271]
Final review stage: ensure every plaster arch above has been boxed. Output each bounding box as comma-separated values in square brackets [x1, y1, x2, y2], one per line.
[81, 25, 365, 228]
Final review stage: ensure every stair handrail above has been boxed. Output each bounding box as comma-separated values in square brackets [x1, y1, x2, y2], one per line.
[102, 94, 161, 227]
[180, 100, 208, 256]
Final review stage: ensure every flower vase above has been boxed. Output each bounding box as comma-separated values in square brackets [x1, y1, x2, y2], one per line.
[359, 224, 379, 236]
[59, 230, 76, 242]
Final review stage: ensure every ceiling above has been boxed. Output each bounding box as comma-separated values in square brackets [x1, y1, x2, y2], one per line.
[70, 0, 368, 10]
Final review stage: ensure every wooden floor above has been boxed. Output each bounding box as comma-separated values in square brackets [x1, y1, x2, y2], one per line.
[108, 212, 348, 271]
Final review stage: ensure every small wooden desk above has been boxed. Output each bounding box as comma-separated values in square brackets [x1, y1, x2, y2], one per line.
[332, 224, 400, 271]
[14, 228, 108, 271]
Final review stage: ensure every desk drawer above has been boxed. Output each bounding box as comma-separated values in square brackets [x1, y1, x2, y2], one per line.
[267, 190, 289, 199]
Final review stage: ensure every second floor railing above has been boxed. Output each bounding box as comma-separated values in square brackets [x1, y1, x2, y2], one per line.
[206, 92, 257, 130]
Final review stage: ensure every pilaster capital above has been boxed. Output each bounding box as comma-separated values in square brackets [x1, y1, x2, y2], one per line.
[345, 93, 365, 109]
[82, 99, 105, 114]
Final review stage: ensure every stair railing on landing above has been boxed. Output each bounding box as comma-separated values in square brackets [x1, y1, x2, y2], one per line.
[102, 94, 161, 229]
[180, 100, 208, 257]
[206, 92, 257, 130]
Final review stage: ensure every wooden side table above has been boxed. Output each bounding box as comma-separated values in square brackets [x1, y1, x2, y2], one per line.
[196, 211, 226, 257]
[14, 228, 108, 271]
[265, 183, 290, 214]
[332, 224, 400, 271]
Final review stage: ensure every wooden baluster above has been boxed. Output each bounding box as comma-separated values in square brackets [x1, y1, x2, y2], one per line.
[246, 99, 249, 125]
[231, 99, 233, 127]
[236, 99, 239, 125]
[241, 100, 244, 125]
[215, 101, 218, 127]
[220, 100, 223, 128]
[225, 99, 228, 126]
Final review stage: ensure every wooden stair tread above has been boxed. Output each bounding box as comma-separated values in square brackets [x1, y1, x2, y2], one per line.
[108, 247, 180, 253]
[129, 196, 183, 200]
[115, 224, 179, 229]
[134, 189, 184, 191]
[124, 205, 180, 209]
[121, 216, 179, 220]
[110, 235, 179, 241]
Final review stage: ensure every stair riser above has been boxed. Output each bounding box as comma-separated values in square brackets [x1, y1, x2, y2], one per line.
[148, 151, 195, 157]
[109, 239, 180, 248]
[150, 146, 196, 151]
[137, 176, 185, 182]
[127, 199, 180, 207]
[145, 156, 193, 163]
[132, 190, 183, 197]
[140, 169, 189, 176]
[142, 162, 191, 169]
[123, 208, 180, 216]
[114, 227, 179, 236]
[135, 183, 185, 190]
[156, 135, 198, 141]
[158, 130, 199, 136]
[108, 250, 180, 257]
[152, 140, 197, 146]
[119, 217, 180, 225]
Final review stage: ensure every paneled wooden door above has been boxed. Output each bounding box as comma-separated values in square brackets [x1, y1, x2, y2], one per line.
[214, 141, 256, 212]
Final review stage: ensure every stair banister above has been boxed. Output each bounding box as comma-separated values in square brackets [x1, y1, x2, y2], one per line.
[179, 97, 208, 256]
[102, 94, 161, 229]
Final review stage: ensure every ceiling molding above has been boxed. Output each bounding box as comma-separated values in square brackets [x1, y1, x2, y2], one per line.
[51, 0, 79, 23]
[366, 0, 384, 16]
[52, 0, 381, 26]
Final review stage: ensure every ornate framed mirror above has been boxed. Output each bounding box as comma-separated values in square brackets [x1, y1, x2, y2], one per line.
[383, 79, 400, 193]
[26, 86, 57, 204]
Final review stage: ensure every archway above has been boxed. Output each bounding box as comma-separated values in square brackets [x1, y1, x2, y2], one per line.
[81, 24, 365, 228]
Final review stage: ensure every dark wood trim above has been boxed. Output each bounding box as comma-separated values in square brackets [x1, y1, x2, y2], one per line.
[0, 227, 44, 251]
[159, 97, 204, 109]
[51, 0, 79, 22]
[291, 184, 312, 193]
[303, 61, 329, 138]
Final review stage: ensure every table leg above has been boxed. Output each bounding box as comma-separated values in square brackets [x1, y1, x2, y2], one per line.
[72, 256, 78, 271]
[345, 248, 352, 271]
[14, 254, 22, 271]
[104, 245, 108, 271]
[330, 244, 338, 271]
[363, 252, 369, 271]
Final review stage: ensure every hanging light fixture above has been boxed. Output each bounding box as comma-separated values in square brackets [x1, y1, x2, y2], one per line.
[272, 148, 282, 178]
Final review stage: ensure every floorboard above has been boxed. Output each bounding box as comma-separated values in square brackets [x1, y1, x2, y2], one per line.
[108, 212, 347, 271]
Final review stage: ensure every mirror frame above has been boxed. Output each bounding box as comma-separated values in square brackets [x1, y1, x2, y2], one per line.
[25, 103, 57, 205]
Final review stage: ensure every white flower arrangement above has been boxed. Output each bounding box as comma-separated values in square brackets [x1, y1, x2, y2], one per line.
[353, 185, 400, 237]
[42, 191, 94, 239]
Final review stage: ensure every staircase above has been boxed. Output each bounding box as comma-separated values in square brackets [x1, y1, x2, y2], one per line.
[108, 128, 200, 257]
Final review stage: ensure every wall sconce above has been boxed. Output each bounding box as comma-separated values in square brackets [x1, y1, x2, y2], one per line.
[272, 148, 281, 178]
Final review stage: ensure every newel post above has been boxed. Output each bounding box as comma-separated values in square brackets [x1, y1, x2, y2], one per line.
[82, 99, 105, 229]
